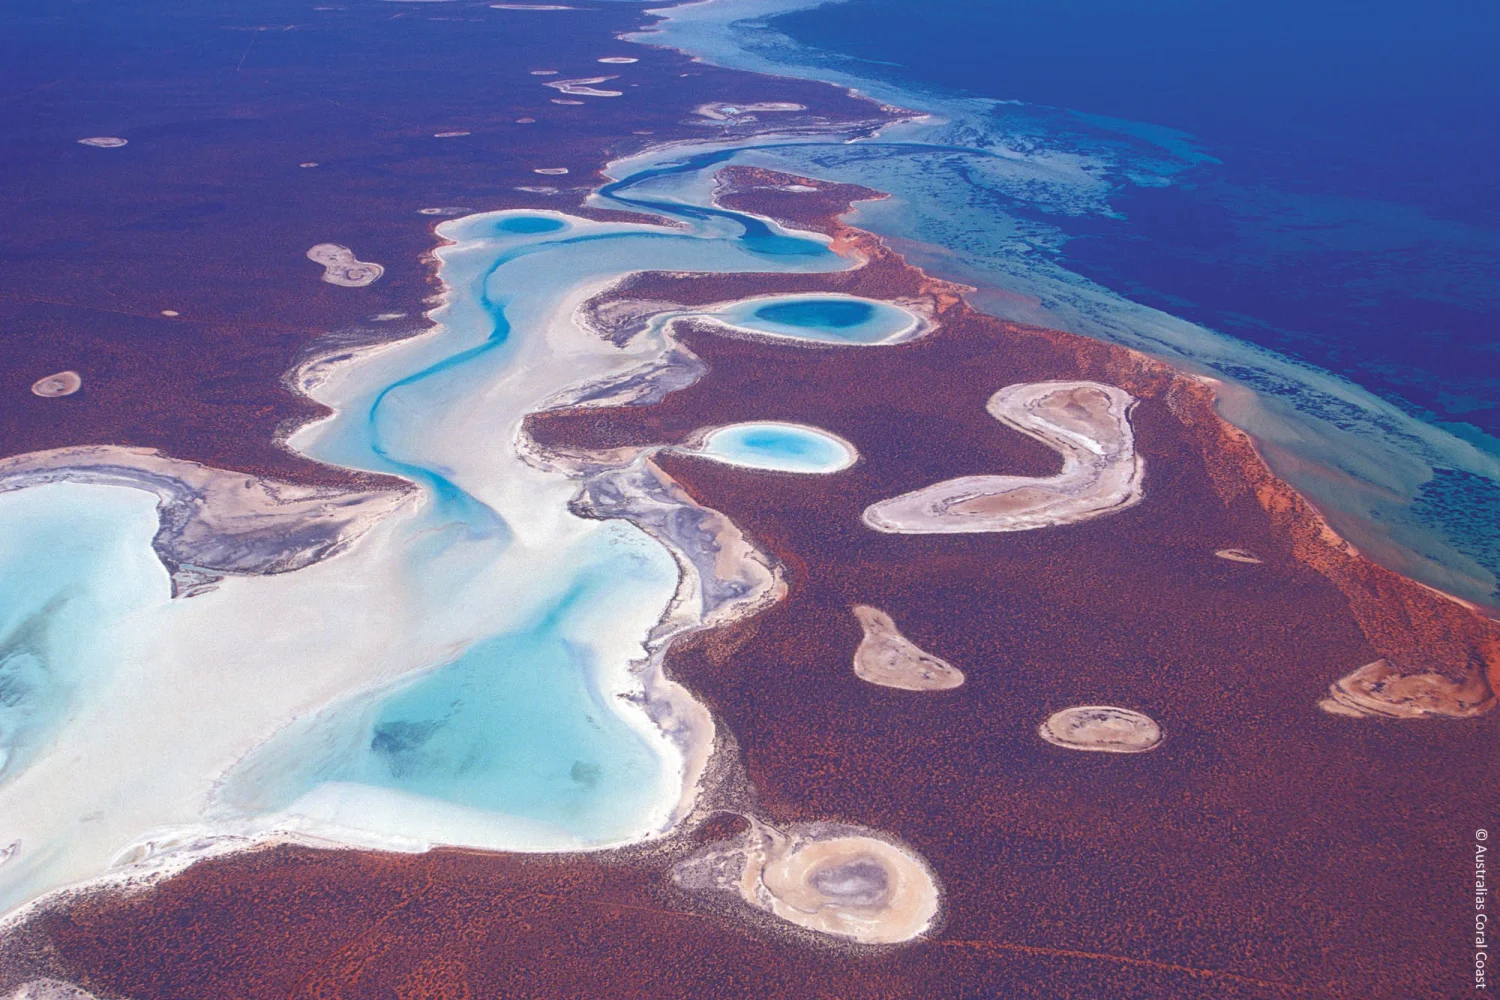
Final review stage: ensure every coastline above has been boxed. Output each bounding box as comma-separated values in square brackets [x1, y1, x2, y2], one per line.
[0, 2, 1495, 996]
[629, 0, 1500, 614]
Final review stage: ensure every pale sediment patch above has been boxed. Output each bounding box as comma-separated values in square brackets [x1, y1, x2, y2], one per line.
[0, 445, 411, 597]
[306, 244, 384, 287]
[433, 130, 470, 138]
[76, 137, 127, 148]
[598, 57, 638, 64]
[551, 99, 585, 106]
[545, 76, 622, 98]
[534, 167, 570, 175]
[864, 380, 1143, 534]
[1215, 547, 1263, 564]
[29, 372, 82, 398]
[1318, 659, 1495, 719]
[694, 102, 806, 122]
[419, 206, 472, 216]
[850, 605, 963, 691]
[4, 980, 111, 1000]
[673, 820, 940, 945]
[1039, 705, 1163, 753]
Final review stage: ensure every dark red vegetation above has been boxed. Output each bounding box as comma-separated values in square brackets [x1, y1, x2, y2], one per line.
[2, 171, 1495, 1000]
[0, 0, 885, 486]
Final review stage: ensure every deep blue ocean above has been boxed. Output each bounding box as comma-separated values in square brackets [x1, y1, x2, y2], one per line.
[762, 0, 1500, 590]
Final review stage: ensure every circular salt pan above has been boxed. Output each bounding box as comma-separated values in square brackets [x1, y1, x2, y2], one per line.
[31, 371, 82, 397]
[1040, 705, 1162, 753]
[755, 834, 938, 944]
[78, 137, 127, 148]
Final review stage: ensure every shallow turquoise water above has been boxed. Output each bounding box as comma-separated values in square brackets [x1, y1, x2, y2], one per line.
[712, 294, 917, 344]
[211, 526, 675, 842]
[756, 298, 871, 328]
[697, 422, 856, 473]
[0, 484, 167, 784]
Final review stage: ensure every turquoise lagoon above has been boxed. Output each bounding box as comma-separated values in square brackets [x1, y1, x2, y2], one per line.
[709, 293, 918, 344]
[695, 422, 857, 473]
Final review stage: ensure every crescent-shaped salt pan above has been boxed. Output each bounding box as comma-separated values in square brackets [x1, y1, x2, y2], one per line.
[674, 821, 940, 945]
[1318, 658, 1495, 719]
[1214, 547, 1263, 564]
[863, 380, 1143, 533]
[851, 605, 964, 690]
[306, 244, 383, 287]
[1039, 705, 1163, 753]
[30, 371, 83, 398]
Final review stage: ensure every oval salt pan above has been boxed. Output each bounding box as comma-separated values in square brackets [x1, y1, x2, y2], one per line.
[1039, 705, 1162, 753]
[31, 371, 83, 397]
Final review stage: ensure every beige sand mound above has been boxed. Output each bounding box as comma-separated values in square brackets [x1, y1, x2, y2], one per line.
[864, 380, 1143, 534]
[1319, 658, 1495, 719]
[851, 605, 963, 691]
[30, 371, 82, 398]
[306, 244, 383, 287]
[675, 821, 940, 945]
[1040, 705, 1163, 753]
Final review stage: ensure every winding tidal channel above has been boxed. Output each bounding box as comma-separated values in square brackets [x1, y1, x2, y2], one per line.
[0, 151, 906, 919]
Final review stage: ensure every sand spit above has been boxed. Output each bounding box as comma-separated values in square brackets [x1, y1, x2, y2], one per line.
[850, 605, 964, 691]
[1039, 706, 1163, 753]
[0, 446, 411, 597]
[545, 76, 622, 98]
[1214, 547, 1263, 564]
[1318, 658, 1495, 719]
[864, 380, 1143, 534]
[75, 137, 126, 148]
[29, 372, 81, 398]
[305, 244, 384, 287]
[674, 819, 940, 945]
